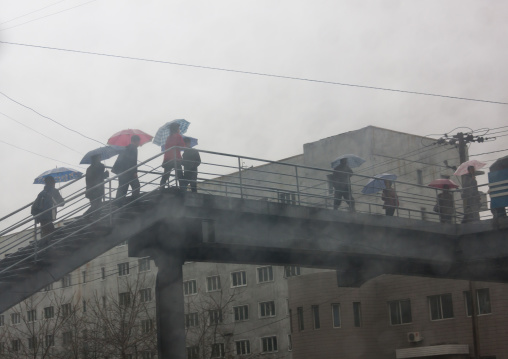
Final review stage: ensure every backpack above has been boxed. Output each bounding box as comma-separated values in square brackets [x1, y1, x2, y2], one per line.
[31, 192, 46, 217]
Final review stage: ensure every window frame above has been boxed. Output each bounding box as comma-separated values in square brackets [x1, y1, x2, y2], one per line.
[208, 309, 223, 326]
[259, 301, 276, 318]
[311, 305, 320, 329]
[331, 303, 341, 328]
[235, 339, 251, 355]
[61, 274, 72, 288]
[428, 294, 454, 321]
[230, 271, 247, 288]
[44, 306, 54, 319]
[27, 309, 37, 323]
[233, 305, 249, 322]
[389, 299, 413, 325]
[477, 288, 492, 315]
[185, 312, 199, 328]
[11, 312, 21, 325]
[297, 307, 304, 331]
[183, 279, 197, 296]
[119, 292, 131, 306]
[256, 266, 274, 284]
[353, 302, 362, 327]
[211, 342, 225, 358]
[138, 258, 151, 272]
[118, 262, 130, 276]
[206, 275, 221, 292]
[139, 288, 152, 303]
[260, 335, 278, 353]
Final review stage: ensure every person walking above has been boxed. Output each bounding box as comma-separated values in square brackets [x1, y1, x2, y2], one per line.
[31, 176, 65, 238]
[85, 154, 109, 218]
[181, 137, 201, 192]
[381, 180, 398, 216]
[112, 135, 141, 204]
[462, 165, 481, 223]
[160, 122, 186, 188]
[331, 158, 355, 211]
[436, 185, 455, 223]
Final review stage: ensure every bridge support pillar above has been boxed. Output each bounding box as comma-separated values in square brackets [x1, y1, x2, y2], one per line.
[155, 253, 186, 359]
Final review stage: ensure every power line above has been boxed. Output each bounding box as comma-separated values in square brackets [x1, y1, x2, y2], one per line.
[0, 0, 69, 25]
[0, 111, 82, 155]
[470, 148, 508, 157]
[1, 41, 508, 105]
[0, 0, 99, 32]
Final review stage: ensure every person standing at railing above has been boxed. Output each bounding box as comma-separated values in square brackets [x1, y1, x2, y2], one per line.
[112, 135, 141, 204]
[85, 154, 109, 218]
[381, 180, 398, 216]
[31, 176, 65, 238]
[160, 122, 185, 188]
[462, 165, 481, 223]
[180, 137, 201, 193]
[436, 185, 455, 223]
[331, 158, 355, 211]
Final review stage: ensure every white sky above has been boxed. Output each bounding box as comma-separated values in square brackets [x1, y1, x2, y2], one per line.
[1, 0, 507, 221]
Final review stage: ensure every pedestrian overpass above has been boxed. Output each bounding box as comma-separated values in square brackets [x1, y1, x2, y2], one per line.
[0, 147, 507, 358]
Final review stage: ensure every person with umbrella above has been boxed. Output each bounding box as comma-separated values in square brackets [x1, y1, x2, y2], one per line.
[436, 184, 455, 223]
[160, 122, 186, 188]
[381, 180, 398, 216]
[462, 165, 481, 223]
[31, 176, 65, 238]
[180, 137, 202, 192]
[112, 135, 141, 205]
[331, 158, 355, 211]
[85, 154, 109, 218]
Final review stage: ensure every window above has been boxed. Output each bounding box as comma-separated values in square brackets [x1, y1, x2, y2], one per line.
[101, 267, 106, 280]
[45, 334, 55, 348]
[61, 303, 72, 317]
[185, 312, 199, 328]
[233, 305, 249, 321]
[0, 315, 3, 326]
[464, 291, 473, 316]
[257, 266, 273, 283]
[261, 336, 278, 353]
[28, 337, 37, 350]
[288, 334, 292, 351]
[63, 331, 73, 346]
[278, 192, 296, 204]
[141, 352, 155, 359]
[332, 304, 341, 328]
[353, 302, 362, 327]
[102, 296, 107, 309]
[211, 343, 225, 358]
[11, 312, 21, 325]
[140, 288, 152, 303]
[209, 310, 223, 325]
[44, 306, 54, 319]
[389, 299, 412, 325]
[184, 280, 197, 295]
[259, 301, 276, 318]
[297, 307, 304, 331]
[139, 258, 151, 272]
[284, 266, 301, 277]
[118, 263, 129, 276]
[27, 309, 37, 322]
[82, 300, 87, 313]
[429, 294, 454, 320]
[141, 319, 153, 333]
[82, 270, 87, 283]
[119, 292, 131, 306]
[417, 169, 423, 185]
[187, 345, 199, 359]
[236, 340, 251, 355]
[289, 309, 293, 333]
[62, 274, 71, 288]
[207, 275, 221, 292]
[231, 271, 247, 287]
[477, 289, 492, 315]
[44, 283, 53, 291]
[11, 339, 21, 352]
[311, 305, 320, 329]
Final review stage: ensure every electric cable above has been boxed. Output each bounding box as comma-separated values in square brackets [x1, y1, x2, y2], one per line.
[1, 41, 507, 105]
[0, 0, 69, 25]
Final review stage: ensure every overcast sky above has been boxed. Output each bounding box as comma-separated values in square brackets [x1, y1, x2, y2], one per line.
[1, 0, 507, 222]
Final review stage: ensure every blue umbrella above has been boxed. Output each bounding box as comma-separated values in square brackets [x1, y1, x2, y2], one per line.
[153, 119, 191, 146]
[80, 145, 125, 164]
[159, 135, 198, 152]
[331, 154, 366, 169]
[361, 173, 397, 194]
[34, 167, 83, 184]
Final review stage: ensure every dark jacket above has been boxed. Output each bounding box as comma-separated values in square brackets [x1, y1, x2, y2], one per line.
[437, 191, 455, 215]
[182, 148, 201, 171]
[382, 188, 399, 208]
[462, 174, 480, 203]
[112, 144, 138, 177]
[86, 162, 108, 199]
[31, 185, 65, 223]
[331, 164, 353, 190]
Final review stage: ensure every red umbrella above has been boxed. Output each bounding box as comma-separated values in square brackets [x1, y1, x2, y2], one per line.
[107, 129, 153, 146]
[428, 178, 459, 189]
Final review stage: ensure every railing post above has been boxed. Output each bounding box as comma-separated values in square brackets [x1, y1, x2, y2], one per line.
[109, 180, 113, 225]
[174, 151, 179, 187]
[294, 166, 301, 205]
[33, 220, 38, 262]
[238, 157, 243, 199]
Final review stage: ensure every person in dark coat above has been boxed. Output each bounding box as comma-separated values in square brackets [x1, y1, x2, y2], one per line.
[462, 166, 481, 223]
[180, 137, 201, 192]
[31, 176, 65, 238]
[381, 180, 398, 216]
[437, 184, 455, 223]
[113, 135, 140, 204]
[85, 154, 109, 217]
[331, 158, 355, 211]
[160, 122, 186, 188]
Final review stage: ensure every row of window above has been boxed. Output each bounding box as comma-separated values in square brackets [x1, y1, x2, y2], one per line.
[389, 289, 491, 325]
[292, 302, 362, 331]
[184, 266, 301, 295]
[186, 335, 287, 358]
[185, 301, 277, 327]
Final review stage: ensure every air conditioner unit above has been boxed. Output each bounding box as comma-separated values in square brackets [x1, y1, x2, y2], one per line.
[407, 332, 423, 343]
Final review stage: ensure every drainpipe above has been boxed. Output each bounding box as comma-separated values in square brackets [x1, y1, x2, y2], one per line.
[469, 280, 480, 358]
